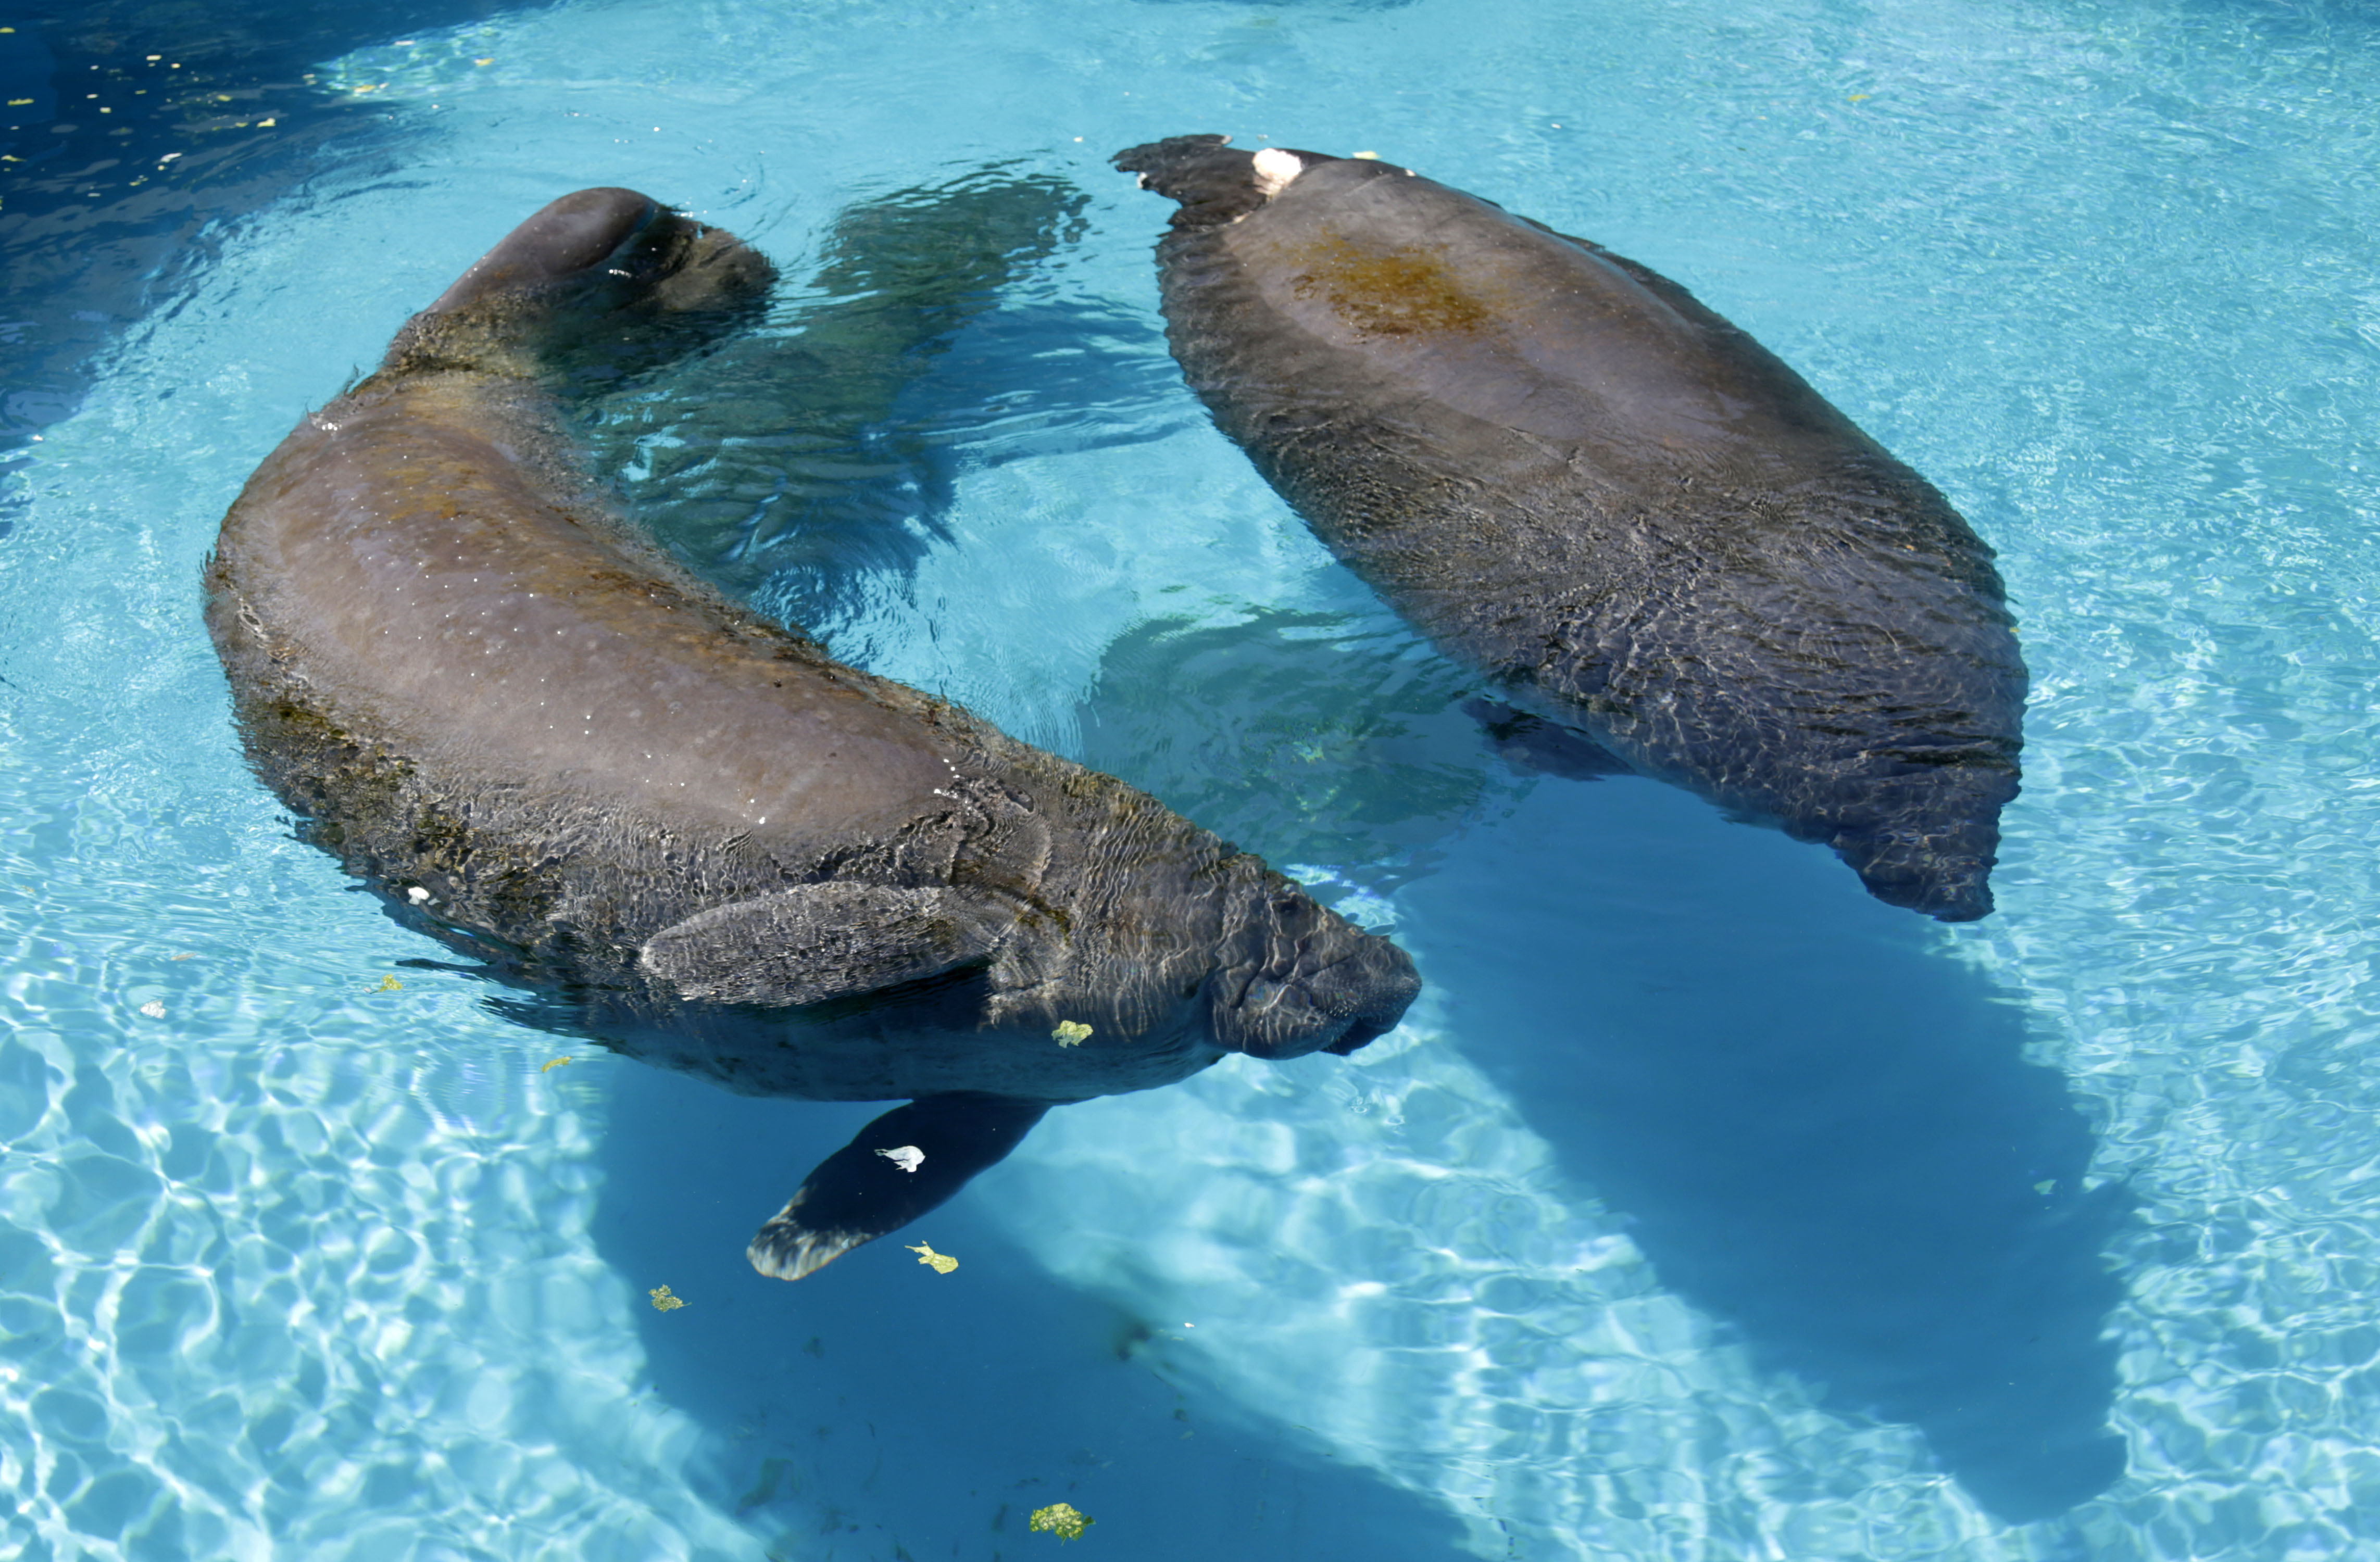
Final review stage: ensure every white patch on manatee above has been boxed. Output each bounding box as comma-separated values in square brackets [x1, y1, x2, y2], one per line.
[876, 1144, 925, 1174]
[1251, 147, 1305, 198]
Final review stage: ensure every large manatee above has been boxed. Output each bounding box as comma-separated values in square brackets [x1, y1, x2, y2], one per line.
[1117, 136, 2026, 921]
[204, 187, 1419, 1280]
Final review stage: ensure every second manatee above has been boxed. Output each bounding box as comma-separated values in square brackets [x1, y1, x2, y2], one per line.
[1118, 135, 2026, 922]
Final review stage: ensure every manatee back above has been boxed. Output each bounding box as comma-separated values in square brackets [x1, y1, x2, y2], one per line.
[1121, 137, 2026, 921]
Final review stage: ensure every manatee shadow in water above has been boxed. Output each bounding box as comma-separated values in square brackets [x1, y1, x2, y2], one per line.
[587, 1064, 1472, 1562]
[1063, 608, 2128, 1522]
[1404, 777, 2131, 1523]
[578, 163, 1185, 638]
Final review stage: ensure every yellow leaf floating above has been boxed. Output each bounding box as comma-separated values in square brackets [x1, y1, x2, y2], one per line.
[374, 975, 402, 993]
[649, 1284, 686, 1312]
[1030, 1503, 1093, 1542]
[906, 1242, 958, 1275]
[541, 1056, 574, 1073]
[1053, 1021, 1093, 1048]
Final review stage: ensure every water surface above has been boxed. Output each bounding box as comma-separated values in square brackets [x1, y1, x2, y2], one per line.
[5, 0, 2380, 1557]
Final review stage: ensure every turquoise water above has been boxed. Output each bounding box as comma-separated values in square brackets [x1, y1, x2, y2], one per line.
[5, 0, 2380, 1556]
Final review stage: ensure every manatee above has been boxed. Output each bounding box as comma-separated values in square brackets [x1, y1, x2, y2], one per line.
[204, 186, 1420, 1280]
[1117, 136, 2027, 921]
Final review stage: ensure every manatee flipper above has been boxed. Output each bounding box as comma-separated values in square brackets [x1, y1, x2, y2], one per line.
[1462, 697, 1635, 783]
[748, 1094, 1053, 1280]
[641, 882, 1001, 1007]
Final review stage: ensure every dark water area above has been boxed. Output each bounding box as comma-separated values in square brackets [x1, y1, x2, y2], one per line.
[0, 0, 519, 456]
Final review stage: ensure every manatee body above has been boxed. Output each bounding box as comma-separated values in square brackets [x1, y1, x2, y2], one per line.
[205, 187, 1419, 1279]
[1117, 136, 2026, 921]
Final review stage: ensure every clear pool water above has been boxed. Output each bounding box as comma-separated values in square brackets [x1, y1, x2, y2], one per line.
[5, 0, 2380, 1556]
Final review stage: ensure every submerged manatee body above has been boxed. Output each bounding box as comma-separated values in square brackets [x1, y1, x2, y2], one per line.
[1118, 136, 2026, 921]
[205, 187, 1418, 1279]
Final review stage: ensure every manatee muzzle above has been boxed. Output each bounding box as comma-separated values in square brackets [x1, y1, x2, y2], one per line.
[1210, 888, 1420, 1061]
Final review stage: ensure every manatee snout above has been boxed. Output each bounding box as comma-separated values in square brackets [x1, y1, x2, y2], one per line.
[1834, 820, 2000, 922]
[1210, 886, 1420, 1061]
[390, 187, 776, 375]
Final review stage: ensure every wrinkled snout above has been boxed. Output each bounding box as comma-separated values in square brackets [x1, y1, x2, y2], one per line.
[1209, 885, 1421, 1061]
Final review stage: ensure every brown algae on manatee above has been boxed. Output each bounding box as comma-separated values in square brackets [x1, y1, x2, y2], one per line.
[1284, 231, 1495, 338]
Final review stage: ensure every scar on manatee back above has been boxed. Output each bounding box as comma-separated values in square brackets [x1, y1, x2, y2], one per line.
[1286, 230, 1496, 339]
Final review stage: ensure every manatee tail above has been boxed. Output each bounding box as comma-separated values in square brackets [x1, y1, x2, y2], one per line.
[385, 187, 775, 374]
[1115, 135, 1342, 229]
[747, 1094, 1052, 1281]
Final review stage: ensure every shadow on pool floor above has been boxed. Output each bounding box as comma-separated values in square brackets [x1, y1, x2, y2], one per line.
[1408, 777, 2132, 1527]
[591, 1067, 1474, 1562]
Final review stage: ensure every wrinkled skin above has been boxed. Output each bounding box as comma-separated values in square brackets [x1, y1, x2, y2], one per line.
[205, 187, 1419, 1279]
[1118, 136, 2027, 921]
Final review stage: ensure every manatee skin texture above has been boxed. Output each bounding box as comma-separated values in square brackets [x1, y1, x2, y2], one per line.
[1117, 136, 2026, 922]
[204, 186, 1419, 1278]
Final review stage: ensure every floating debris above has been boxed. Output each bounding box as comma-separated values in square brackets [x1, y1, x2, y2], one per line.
[1030, 1503, 1094, 1542]
[138, 1001, 165, 1019]
[876, 1144, 925, 1174]
[541, 1056, 574, 1073]
[171, 952, 195, 961]
[406, 886, 430, 904]
[1053, 1020, 1093, 1048]
[373, 975, 402, 994]
[1351, 149, 1382, 159]
[906, 1242, 958, 1275]
[649, 1284, 686, 1312]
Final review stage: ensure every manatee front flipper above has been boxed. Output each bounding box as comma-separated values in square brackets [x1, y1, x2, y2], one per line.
[748, 1094, 1053, 1281]
[1462, 697, 1635, 783]
[641, 881, 1001, 1007]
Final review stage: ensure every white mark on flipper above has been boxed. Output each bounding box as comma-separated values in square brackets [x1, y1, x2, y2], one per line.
[878, 1145, 925, 1174]
[407, 886, 431, 904]
[1252, 147, 1304, 197]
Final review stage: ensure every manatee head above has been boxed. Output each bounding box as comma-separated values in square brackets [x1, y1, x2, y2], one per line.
[1198, 865, 1421, 1059]
[978, 769, 1421, 1065]
[383, 185, 776, 379]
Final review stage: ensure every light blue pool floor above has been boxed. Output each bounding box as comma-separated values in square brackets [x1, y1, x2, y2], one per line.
[6, 0, 2380, 1557]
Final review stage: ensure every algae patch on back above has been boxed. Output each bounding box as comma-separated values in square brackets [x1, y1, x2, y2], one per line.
[1286, 231, 1495, 339]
